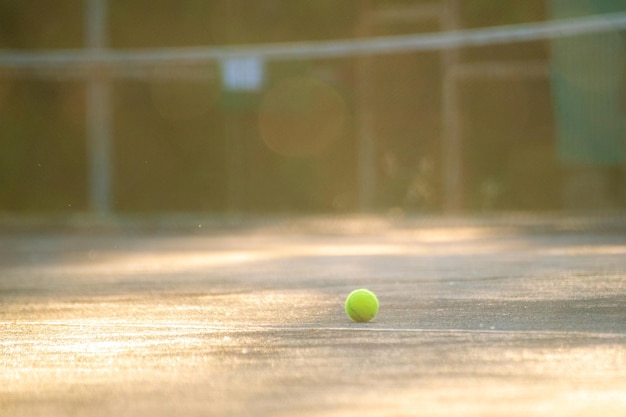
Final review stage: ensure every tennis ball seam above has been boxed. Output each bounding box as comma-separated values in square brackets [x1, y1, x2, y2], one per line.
[347, 302, 366, 322]
[345, 289, 379, 323]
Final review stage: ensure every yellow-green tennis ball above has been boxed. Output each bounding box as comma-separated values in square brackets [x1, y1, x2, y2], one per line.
[345, 289, 379, 322]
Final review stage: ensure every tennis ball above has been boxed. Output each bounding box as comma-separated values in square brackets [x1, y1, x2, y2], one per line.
[345, 289, 379, 322]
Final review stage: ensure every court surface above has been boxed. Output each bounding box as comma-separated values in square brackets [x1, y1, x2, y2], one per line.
[1, 215, 626, 417]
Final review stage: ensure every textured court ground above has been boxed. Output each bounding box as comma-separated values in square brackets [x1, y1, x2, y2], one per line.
[1, 215, 626, 416]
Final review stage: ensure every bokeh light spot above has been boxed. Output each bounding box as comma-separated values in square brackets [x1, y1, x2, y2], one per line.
[258, 76, 347, 157]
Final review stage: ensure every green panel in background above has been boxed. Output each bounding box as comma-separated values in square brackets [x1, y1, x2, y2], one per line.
[549, 0, 626, 166]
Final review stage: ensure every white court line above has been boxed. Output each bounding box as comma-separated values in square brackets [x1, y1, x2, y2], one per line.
[1, 321, 624, 339]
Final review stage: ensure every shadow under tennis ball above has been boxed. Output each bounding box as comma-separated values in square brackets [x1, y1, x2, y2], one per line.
[258, 76, 347, 158]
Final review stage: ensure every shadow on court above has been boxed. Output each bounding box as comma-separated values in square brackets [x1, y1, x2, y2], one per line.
[1, 215, 626, 416]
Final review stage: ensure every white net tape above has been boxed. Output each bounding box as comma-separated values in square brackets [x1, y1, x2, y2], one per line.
[0, 12, 624, 78]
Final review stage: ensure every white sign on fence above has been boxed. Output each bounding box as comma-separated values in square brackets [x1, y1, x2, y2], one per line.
[221, 56, 265, 92]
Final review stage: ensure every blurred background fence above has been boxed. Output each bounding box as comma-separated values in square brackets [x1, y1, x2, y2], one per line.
[0, 0, 625, 216]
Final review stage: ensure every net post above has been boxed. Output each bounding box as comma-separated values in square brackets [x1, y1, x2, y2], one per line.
[441, 0, 463, 212]
[355, 0, 377, 213]
[85, 0, 112, 215]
